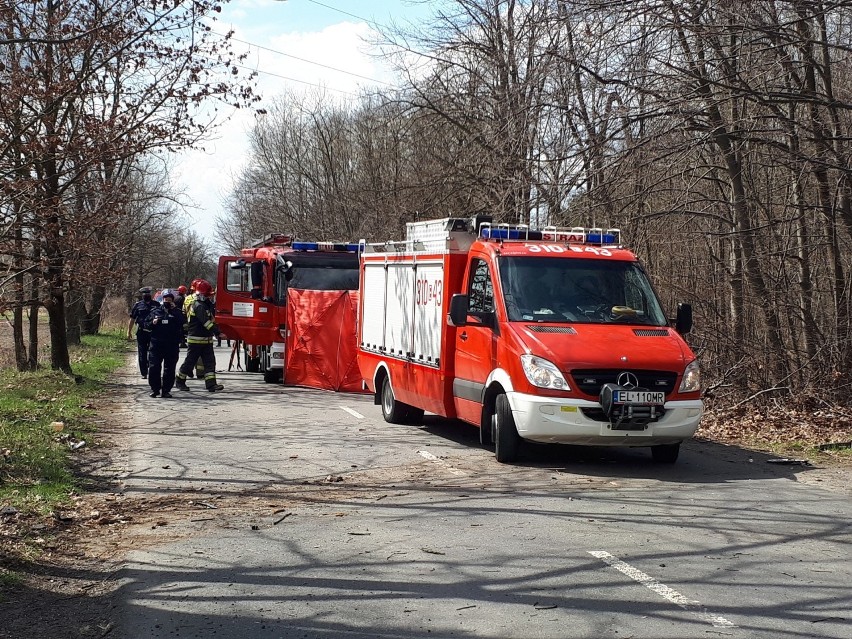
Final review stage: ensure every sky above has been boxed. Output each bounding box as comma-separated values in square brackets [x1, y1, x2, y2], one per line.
[173, 0, 436, 253]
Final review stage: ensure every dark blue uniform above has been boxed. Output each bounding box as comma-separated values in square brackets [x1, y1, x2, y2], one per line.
[130, 298, 160, 376]
[143, 304, 186, 396]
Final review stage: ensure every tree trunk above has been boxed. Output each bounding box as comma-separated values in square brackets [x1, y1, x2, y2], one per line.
[13, 214, 29, 370]
[65, 290, 83, 346]
[13, 305, 28, 372]
[27, 244, 41, 371]
[83, 285, 106, 335]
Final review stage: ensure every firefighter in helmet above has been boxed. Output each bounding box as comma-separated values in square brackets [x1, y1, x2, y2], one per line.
[183, 279, 206, 377]
[175, 279, 224, 392]
[184, 279, 203, 315]
[128, 287, 161, 378]
[143, 289, 186, 398]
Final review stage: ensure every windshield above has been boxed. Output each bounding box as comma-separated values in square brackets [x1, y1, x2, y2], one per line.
[287, 266, 359, 291]
[498, 257, 667, 325]
[274, 261, 359, 305]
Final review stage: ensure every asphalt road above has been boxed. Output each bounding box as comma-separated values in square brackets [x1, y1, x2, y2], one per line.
[113, 346, 851, 638]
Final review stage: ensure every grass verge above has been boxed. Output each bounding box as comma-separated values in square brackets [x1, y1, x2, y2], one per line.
[0, 331, 128, 514]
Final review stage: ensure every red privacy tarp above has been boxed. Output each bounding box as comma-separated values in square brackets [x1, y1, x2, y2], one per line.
[284, 289, 365, 393]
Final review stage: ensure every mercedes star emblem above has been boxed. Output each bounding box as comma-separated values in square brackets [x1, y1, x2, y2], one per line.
[616, 371, 640, 389]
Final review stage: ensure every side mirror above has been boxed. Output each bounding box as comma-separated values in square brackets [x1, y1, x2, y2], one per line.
[676, 302, 693, 335]
[448, 294, 469, 327]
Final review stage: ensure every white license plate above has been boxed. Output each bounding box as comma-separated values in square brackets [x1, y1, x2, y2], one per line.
[614, 391, 664, 405]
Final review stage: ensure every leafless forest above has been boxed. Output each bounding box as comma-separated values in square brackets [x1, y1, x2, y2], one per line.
[219, 0, 852, 407]
[2, 1, 852, 410]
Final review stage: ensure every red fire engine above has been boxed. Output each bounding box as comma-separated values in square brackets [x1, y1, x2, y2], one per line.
[357, 216, 703, 463]
[215, 234, 363, 391]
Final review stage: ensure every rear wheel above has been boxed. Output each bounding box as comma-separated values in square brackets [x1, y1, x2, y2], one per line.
[381, 376, 412, 424]
[493, 394, 520, 463]
[651, 443, 680, 463]
[263, 369, 282, 384]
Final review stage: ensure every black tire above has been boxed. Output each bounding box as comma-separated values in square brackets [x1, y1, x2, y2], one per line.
[263, 368, 282, 384]
[405, 407, 425, 424]
[246, 357, 260, 373]
[381, 376, 411, 424]
[493, 394, 521, 463]
[479, 403, 494, 448]
[651, 443, 680, 464]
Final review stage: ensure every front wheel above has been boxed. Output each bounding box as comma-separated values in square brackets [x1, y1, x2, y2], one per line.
[651, 443, 680, 464]
[493, 394, 521, 463]
[479, 403, 493, 448]
[381, 376, 412, 424]
[405, 407, 425, 424]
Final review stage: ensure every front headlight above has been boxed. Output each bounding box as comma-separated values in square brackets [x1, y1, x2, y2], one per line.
[678, 359, 701, 392]
[521, 354, 570, 390]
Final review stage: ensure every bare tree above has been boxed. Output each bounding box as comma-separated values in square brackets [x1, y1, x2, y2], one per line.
[0, 0, 257, 373]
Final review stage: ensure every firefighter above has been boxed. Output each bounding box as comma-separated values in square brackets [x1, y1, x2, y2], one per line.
[175, 279, 224, 392]
[128, 287, 161, 378]
[184, 279, 203, 315]
[143, 289, 185, 398]
[183, 279, 206, 377]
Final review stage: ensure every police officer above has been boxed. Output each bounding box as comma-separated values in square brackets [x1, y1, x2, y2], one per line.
[175, 279, 224, 392]
[128, 287, 161, 378]
[143, 289, 186, 398]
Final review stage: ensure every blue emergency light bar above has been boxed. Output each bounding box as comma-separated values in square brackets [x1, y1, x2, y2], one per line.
[479, 224, 621, 246]
[291, 241, 362, 252]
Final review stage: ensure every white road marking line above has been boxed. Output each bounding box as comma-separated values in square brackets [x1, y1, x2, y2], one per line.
[417, 450, 467, 476]
[340, 406, 364, 419]
[589, 550, 736, 628]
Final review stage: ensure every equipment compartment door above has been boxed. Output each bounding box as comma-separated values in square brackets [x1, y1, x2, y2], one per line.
[412, 261, 444, 366]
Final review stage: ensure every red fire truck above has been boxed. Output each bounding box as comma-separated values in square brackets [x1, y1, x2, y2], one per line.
[215, 234, 363, 391]
[357, 216, 703, 463]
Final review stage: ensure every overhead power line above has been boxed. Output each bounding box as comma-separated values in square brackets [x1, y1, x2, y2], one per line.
[300, 0, 380, 28]
[224, 34, 392, 87]
[234, 63, 359, 96]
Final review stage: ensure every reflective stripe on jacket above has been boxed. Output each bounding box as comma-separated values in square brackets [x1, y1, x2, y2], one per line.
[185, 297, 218, 342]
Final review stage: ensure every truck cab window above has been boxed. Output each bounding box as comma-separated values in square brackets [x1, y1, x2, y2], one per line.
[226, 261, 250, 292]
[468, 259, 494, 315]
[225, 261, 263, 296]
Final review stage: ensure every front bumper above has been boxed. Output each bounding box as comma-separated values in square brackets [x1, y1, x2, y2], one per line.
[269, 342, 285, 370]
[507, 392, 703, 446]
